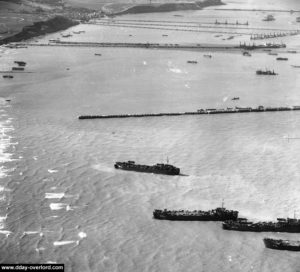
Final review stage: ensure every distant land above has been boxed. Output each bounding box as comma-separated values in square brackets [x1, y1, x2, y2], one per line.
[0, 16, 78, 45]
[103, 0, 224, 15]
[0, 0, 224, 44]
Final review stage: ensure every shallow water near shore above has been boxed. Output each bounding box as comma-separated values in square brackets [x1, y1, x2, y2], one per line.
[0, 1, 300, 271]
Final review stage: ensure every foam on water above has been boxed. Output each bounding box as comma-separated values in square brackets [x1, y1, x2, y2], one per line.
[78, 232, 87, 239]
[49, 203, 66, 210]
[45, 193, 65, 199]
[0, 230, 12, 237]
[23, 231, 40, 235]
[53, 241, 79, 246]
[91, 164, 114, 173]
[48, 169, 58, 174]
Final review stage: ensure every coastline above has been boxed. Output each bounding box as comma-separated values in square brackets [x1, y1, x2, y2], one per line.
[0, 0, 224, 45]
[0, 16, 79, 45]
[103, 0, 224, 16]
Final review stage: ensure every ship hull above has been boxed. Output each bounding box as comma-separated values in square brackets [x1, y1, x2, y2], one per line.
[154, 215, 237, 221]
[264, 239, 300, 251]
[153, 209, 238, 221]
[114, 164, 180, 175]
[223, 223, 300, 233]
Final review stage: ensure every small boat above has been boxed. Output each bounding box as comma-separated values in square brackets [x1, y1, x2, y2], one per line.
[263, 15, 275, 21]
[288, 50, 297, 54]
[256, 69, 277, 75]
[2, 75, 13, 79]
[243, 52, 251, 57]
[268, 52, 278, 56]
[291, 65, 300, 68]
[61, 34, 72, 38]
[95, 53, 102, 56]
[12, 67, 24, 71]
[187, 60, 197, 64]
[203, 54, 212, 58]
[276, 57, 288, 61]
[162, 34, 168, 37]
[14, 61, 26, 66]
[231, 97, 240, 101]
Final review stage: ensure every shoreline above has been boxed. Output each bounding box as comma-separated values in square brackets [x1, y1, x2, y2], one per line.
[0, 0, 224, 46]
[0, 16, 79, 45]
[104, 0, 224, 16]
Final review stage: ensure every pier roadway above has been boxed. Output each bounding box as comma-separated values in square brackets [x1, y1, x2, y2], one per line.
[21, 41, 286, 52]
[78, 106, 300, 120]
[95, 19, 299, 32]
[214, 8, 300, 13]
[90, 21, 251, 35]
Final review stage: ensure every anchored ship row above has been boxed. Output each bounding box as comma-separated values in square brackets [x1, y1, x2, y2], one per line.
[153, 206, 300, 251]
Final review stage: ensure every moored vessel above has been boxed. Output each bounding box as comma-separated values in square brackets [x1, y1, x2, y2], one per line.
[264, 238, 300, 251]
[256, 69, 277, 75]
[14, 61, 26, 67]
[263, 15, 275, 21]
[223, 217, 300, 233]
[153, 207, 238, 221]
[114, 161, 180, 175]
[3, 75, 13, 79]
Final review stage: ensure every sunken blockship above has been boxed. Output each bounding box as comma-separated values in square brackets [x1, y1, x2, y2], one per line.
[264, 238, 300, 251]
[153, 207, 239, 221]
[223, 217, 300, 233]
[114, 161, 180, 175]
[78, 105, 300, 120]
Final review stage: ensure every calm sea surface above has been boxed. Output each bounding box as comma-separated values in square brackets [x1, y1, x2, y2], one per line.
[0, 1, 300, 271]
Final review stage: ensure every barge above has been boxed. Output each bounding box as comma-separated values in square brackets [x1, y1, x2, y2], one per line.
[264, 238, 300, 251]
[153, 207, 238, 221]
[114, 161, 180, 175]
[223, 217, 300, 233]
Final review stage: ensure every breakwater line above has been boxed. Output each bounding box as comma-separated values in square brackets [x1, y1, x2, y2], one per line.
[78, 106, 300, 120]
[22, 41, 286, 51]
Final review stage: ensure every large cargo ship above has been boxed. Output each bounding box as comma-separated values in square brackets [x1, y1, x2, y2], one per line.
[153, 207, 238, 221]
[264, 238, 300, 251]
[223, 217, 300, 233]
[114, 161, 180, 175]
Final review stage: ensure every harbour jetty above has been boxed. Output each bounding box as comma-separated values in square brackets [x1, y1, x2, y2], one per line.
[22, 41, 287, 52]
[78, 106, 300, 120]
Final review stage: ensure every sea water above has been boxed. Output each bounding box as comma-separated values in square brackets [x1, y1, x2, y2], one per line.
[0, 1, 300, 271]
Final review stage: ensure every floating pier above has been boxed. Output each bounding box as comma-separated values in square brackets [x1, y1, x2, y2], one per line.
[78, 106, 300, 120]
[22, 41, 287, 51]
